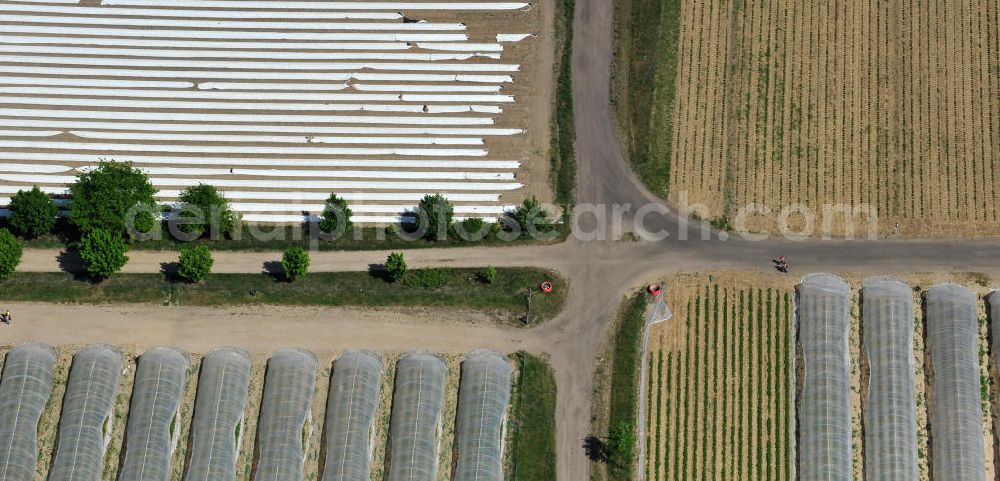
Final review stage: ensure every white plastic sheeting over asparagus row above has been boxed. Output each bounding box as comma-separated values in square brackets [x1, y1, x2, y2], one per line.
[0, 0, 535, 223]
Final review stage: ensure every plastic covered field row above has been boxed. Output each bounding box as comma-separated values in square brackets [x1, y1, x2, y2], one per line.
[253, 349, 318, 481]
[48, 345, 124, 481]
[0, 86, 513, 102]
[0, 173, 523, 190]
[0, 15, 467, 31]
[0, 46, 502, 60]
[100, 0, 531, 10]
[322, 351, 382, 481]
[0, 198, 511, 215]
[861, 278, 918, 481]
[0, 35, 504, 52]
[0, 3, 404, 19]
[0, 109, 497, 125]
[0, 185, 503, 202]
[30, 164, 517, 180]
[0, 98, 503, 114]
[0, 141, 489, 156]
[925, 284, 984, 481]
[1, 56, 519, 72]
[0, 24, 470, 41]
[386, 353, 447, 481]
[0, 343, 58, 481]
[58, 132, 491, 145]
[0, 120, 520, 136]
[0, 68, 513, 85]
[185, 348, 252, 481]
[453, 351, 512, 481]
[118, 347, 190, 481]
[0, 67, 513, 83]
[796, 274, 852, 481]
[0, 152, 521, 169]
[0, 78, 505, 91]
[246, 213, 497, 223]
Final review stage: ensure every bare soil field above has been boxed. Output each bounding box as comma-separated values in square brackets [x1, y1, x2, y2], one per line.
[644, 270, 999, 480]
[618, 0, 1000, 238]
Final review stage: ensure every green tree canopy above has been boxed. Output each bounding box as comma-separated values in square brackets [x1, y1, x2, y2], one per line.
[172, 183, 236, 240]
[78, 228, 129, 280]
[509, 196, 555, 237]
[177, 244, 213, 283]
[483, 265, 497, 284]
[319, 193, 353, 234]
[68, 161, 157, 239]
[8, 186, 58, 238]
[385, 251, 407, 282]
[414, 193, 454, 241]
[281, 246, 309, 281]
[0, 228, 23, 280]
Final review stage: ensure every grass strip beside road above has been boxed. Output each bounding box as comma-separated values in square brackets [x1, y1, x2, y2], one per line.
[613, 0, 682, 197]
[0, 268, 567, 324]
[507, 352, 557, 481]
[603, 293, 647, 480]
[550, 0, 577, 208]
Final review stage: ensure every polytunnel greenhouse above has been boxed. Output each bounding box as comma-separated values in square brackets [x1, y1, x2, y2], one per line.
[386, 352, 447, 481]
[925, 284, 984, 481]
[48, 345, 124, 481]
[861, 278, 918, 481]
[119, 346, 190, 481]
[796, 274, 852, 481]
[184, 348, 252, 481]
[0, 343, 58, 481]
[321, 350, 383, 481]
[252, 349, 319, 481]
[453, 351, 512, 481]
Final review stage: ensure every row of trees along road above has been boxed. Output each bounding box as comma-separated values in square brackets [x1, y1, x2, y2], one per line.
[1, 161, 558, 280]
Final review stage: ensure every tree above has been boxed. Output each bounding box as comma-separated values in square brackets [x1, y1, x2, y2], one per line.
[8, 186, 58, 238]
[172, 183, 236, 239]
[606, 421, 636, 464]
[414, 194, 454, 241]
[78, 229, 129, 280]
[281, 247, 309, 281]
[177, 244, 213, 283]
[69, 161, 158, 238]
[457, 217, 488, 241]
[509, 196, 554, 237]
[319, 193, 353, 233]
[0, 228, 23, 281]
[483, 265, 497, 284]
[385, 252, 407, 282]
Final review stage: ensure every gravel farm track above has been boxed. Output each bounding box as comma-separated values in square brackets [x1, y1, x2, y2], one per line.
[7, 1, 1000, 480]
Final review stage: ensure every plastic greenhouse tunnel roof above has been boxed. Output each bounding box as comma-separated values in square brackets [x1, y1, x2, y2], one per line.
[184, 348, 252, 481]
[386, 352, 447, 481]
[796, 273, 852, 481]
[118, 346, 190, 481]
[252, 348, 319, 481]
[48, 344, 124, 481]
[925, 283, 984, 481]
[322, 350, 383, 481]
[861, 278, 918, 481]
[453, 350, 512, 481]
[0, 343, 58, 481]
